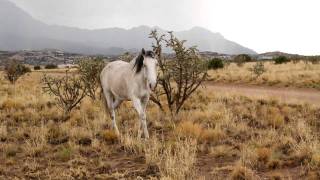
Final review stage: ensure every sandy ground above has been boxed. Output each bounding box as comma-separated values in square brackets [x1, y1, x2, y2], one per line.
[205, 82, 320, 106]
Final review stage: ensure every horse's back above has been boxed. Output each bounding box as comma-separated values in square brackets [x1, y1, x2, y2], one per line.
[100, 60, 131, 99]
[101, 60, 129, 78]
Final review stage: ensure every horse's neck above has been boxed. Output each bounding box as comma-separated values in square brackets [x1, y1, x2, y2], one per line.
[128, 58, 147, 87]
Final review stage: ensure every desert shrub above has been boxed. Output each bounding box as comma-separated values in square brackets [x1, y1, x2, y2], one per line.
[208, 58, 224, 70]
[149, 30, 208, 114]
[145, 137, 197, 179]
[308, 56, 320, 64]
[45, 64, 58, 69]
[4, 60, 31, 84]
[119, 52, 134, 62]
[77, 58, 105, 100]
[41, 71, 87, 115]
[274, 56, 290, 64]
[175, 121, 202, 139]
[249, 61, 266, 77]
[234, 54, 252, 66]
[230, 165, 255, 180]
[33, 65, 41, 70]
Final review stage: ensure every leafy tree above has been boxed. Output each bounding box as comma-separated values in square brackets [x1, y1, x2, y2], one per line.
[45, 64, 58, 69]
[4, 60, 31, 84]
[234, 54, 252, 66]
[77, 58, 105, 100]
[34, 65, 41, 70]
[208, 58, 224, 70]
[274, 56, 290, 64]
[149, 30, 208, 115]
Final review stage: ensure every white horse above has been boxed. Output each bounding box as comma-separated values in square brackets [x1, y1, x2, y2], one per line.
[100, 49, 158, 138]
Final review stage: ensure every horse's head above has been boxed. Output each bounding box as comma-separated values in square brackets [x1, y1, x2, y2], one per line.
[134, 48, 158, 91]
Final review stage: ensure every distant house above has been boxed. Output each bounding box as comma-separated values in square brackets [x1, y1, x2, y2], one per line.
[53, 50, 64, 57]
[58, 63, 78, 69]
[257, 55, 274, 60]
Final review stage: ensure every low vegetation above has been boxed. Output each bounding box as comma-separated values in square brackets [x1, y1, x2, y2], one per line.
[249, 61, 266, 77]
[4, 60, 31, 84]
[274, 56, 290, 64]
[209, 61, 320, 89]
[0, 69, 320, 179]
[208, 58, 224, 70]
[234, 54, 252, 67]
[41, 71, 87, 115]
[44, 64, 58, 69]
[33, 65, 41, 70]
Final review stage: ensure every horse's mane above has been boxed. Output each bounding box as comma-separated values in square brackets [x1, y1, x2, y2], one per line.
[133, 50, 155, 73]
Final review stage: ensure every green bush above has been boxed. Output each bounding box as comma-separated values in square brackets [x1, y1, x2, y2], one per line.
[34, 65, 41, 70]
[234, 54, 252, 66]
[208, 58, 224, 70]
[45, 64, 58, 69]
[274, 56, 290, 64]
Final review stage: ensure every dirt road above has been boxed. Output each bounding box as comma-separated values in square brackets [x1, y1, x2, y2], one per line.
[205, 82, 320, 106]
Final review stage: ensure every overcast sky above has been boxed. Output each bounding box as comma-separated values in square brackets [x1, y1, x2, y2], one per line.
[8, 0, 320, 55]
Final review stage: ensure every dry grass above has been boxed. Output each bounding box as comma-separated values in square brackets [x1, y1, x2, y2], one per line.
[209, 61, 320, 89]
[0, 70, 320, 179]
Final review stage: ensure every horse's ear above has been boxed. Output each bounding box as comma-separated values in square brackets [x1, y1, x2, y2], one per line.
[141, 48, 146, 55]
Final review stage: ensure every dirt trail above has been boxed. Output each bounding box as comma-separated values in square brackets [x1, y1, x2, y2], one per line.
[205, 82, 320, 106]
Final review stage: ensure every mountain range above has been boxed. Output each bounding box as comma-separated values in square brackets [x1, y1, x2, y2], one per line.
[0, 0, 256, 55]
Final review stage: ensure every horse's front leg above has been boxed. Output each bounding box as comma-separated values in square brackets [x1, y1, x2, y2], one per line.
[132, 97, 149, 138]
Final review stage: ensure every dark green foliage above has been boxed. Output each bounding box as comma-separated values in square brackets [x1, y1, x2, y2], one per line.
[234, 54, 252, 66]
[208, 58, 224, 70]
[77, 58, 105, 100]
[34, 65, 41, 70]
[45, 64, 58, 69]
[274, 56, 290, 64]
[4, 60, 31, 84]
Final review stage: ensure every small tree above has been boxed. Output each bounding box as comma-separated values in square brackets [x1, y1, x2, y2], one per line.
[34, 65, 41, 70]
[45, 64, 58, 69]
[77, 58, 105, 100]
[41, 71, 87, 115]
[234, 54, 252, 66]
[4, 60, 31, 84]
[249, 61, 266, 77]
[274, 56, 290, 64]
[149, 30, 208, 115]
[208, 58, 224, 70]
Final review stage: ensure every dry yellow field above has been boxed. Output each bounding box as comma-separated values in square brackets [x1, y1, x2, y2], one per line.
[209, 61, 320, 89]
[0, 70, 320, 179]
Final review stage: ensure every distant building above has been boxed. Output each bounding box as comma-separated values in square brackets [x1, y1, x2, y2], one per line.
[257, 55, 274, 60]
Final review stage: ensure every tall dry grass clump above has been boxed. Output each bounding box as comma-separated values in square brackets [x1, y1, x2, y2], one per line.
[145, 137, 198, 179]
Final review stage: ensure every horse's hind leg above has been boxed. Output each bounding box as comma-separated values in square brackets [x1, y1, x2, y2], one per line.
[104, 91, 120, 135]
